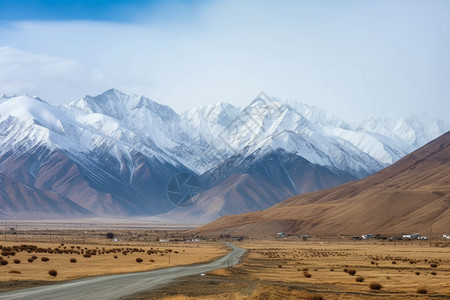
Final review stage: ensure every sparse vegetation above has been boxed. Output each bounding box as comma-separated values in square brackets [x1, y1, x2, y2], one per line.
[305, 294, 324, 300]
[369, 282, 382, 290]
[0, 230, 449, 299]
[347, 269, 356, 276]
[416, 287, 428, 294]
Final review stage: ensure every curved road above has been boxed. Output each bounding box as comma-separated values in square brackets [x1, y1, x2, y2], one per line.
[0, 243, 246, 300]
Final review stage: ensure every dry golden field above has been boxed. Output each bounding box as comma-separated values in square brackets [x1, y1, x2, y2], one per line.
[1, 227, 450, 299]
[135, 238, 450, 300]
[0, 228, 228, 291]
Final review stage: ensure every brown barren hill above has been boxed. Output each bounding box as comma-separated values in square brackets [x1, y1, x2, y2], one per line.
[195, 131, 450, 236]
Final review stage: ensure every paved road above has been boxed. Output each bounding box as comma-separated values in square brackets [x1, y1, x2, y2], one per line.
[0, 243, 246, 300]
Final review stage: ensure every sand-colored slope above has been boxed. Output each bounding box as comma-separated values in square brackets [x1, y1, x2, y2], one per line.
[195, 131, 450, 236]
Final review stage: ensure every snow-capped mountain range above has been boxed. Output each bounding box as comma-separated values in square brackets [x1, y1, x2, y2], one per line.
[0, 89, 447, 220]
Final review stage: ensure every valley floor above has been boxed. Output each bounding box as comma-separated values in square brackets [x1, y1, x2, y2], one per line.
[131, 238, 450, 300]
[1, 228, 449, 299]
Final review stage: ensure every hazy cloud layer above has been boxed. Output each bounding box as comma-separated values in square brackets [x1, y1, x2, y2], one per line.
[0, 0, 449, 122]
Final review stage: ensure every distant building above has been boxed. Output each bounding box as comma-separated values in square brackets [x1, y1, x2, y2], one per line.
[402, 233, 420, 239]
[362, 234, 373, 239]
[277, 232, 286, 238]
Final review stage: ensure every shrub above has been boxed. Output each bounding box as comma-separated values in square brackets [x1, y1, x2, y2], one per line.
[347, 269, 357, 276]
[431, 271, 436, 275]
[27, 258, 34, 263]
[136, 258, 143, 263]
[416, 288, 428, 294]
[303, 272, 312, 278]
[149, 259, 155, 262]
[70, 258, 77, 263]
[48, 269, 57, 277]
[13, 259, 20, 264]
[114, 255, 118, 259]
[9, 270, 21, 274]
[41, 257, 49, 262]
[0, 260, 8, 265]
[355, 276, 365, 282]
[369, 282, 382, 290]
[343, 268, 348, 273]
[32, 255, 37, 260]
[392, 261, 397, 264]
[415, 271, 420, 275]
[83, 254, 91, 258]
[430, 263, 438, 268]
[305, 294, 323, 300]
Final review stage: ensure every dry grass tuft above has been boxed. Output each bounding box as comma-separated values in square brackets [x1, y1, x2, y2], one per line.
[303, 272, 312, 278]
[305, 294, 324, 300]
[369, 282, 382, 290]
[347, 269, 356, 276]
[416, 287, 428, 294]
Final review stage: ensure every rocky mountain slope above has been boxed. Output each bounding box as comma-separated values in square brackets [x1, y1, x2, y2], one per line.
[0, 90, 447, 219]
[194, 131, 450, 235]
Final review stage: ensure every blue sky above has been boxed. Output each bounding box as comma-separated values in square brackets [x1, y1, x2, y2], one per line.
[0, 0, 449, 122]
[0, 0, 158, 21]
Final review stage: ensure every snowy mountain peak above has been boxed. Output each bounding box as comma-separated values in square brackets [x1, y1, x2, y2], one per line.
[249, 91, 279, 108]
[1, 89, 448, 180]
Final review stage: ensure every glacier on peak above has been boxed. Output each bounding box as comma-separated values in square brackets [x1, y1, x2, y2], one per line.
[1, 89, 448, 179]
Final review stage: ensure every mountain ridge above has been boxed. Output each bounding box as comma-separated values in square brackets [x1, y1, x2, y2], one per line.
[0, 89, 448, 220]
[194, 131, 450, 235]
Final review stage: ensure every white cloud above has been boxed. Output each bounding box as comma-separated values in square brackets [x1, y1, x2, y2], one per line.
[0, 46, 106, 101]
[0, 0, 449, 122]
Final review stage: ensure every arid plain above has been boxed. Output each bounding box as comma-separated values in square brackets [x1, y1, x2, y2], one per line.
[0, 227, 449, 299]
[135, 238, 450, 299]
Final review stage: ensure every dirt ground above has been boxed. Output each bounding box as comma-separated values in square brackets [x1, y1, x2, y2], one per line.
[1, 227, 449, 299]
[132, 238, 450, 300]
[0, 228, 228, 292]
